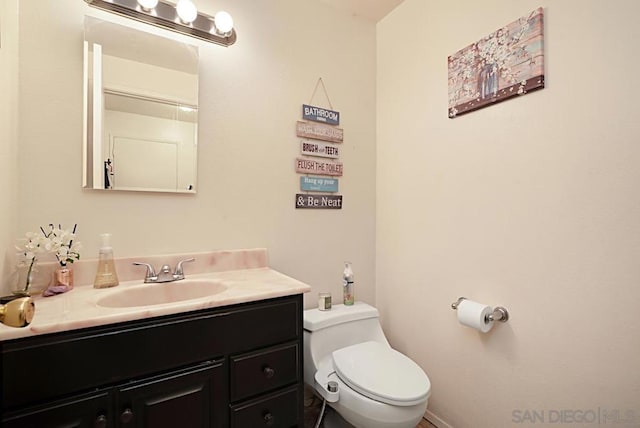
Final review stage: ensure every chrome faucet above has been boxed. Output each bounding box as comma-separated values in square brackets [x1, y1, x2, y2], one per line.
[133, 258, 195, 283]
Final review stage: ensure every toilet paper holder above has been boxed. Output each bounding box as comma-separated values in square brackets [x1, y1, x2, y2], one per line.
[451, 297, 509, 322]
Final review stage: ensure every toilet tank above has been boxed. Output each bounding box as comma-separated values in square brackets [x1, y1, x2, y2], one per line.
[303, 302, 390, 381]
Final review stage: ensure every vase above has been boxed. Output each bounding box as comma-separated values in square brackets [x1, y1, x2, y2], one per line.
[479, 62, 498, 100]
[52, 266, 74, 290]
[11, 261, 37, 297]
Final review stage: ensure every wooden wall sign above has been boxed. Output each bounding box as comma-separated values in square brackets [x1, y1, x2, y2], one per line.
[300, 176, 339, 193]
[300, 140, 339, 159]
[302, 104, 340, 126]
[296, 194, 342, 209]
[295, 158, 343, 176]
[296, 121, 344, 143]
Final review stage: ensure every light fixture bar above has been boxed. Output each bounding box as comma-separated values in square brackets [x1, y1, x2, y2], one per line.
[84, 0, 237, 47]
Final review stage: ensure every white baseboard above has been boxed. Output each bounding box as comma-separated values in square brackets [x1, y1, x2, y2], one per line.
[425, 409, 453, 428]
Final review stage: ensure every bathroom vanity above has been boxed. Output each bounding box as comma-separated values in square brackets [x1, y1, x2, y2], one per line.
[1, 295, 303, 427]
[0, 249, 311, 428]
[2, 295, 302, 428]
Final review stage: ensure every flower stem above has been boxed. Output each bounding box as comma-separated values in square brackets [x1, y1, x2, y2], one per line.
[24, 258, 35, 292]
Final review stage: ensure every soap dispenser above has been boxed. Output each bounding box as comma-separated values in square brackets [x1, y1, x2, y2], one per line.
[93, 233, 119, 289]
[343, 262, 354, 306]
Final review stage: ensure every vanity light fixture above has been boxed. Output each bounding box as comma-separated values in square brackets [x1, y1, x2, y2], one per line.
[136, 0, 158, 11]
[84, 0, 237, 46]
[213, 10, 233, 36]
[175, 0, 197, 24]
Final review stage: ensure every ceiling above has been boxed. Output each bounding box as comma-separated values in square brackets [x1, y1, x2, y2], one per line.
[317, 0, 405, 22]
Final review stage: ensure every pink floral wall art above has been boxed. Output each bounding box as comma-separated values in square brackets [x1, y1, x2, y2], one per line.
[448, 7, 545, 118]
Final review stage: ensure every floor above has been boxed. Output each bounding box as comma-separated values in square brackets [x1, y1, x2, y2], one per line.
[304, 389, 437, 428]
[416, 418, 437, 428]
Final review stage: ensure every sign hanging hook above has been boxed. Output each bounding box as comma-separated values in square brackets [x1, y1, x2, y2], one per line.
[309, 77, 334, 110]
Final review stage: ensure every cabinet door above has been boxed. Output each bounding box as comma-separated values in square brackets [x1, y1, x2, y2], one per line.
[116, 361, 226, 428]
[2, 391, 112, 428]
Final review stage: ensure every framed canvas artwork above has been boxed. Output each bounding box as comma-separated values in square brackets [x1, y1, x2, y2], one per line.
[448, 7, 545, 118]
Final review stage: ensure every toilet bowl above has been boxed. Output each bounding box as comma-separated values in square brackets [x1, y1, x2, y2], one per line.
[303, 302, 431, 428]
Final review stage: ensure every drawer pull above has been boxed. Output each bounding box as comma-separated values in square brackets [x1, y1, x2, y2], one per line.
[262, 365, 275, 379]
[263, 411, 275, 426]
[94, 414, 107, 428]
[120, 408, 134, 424]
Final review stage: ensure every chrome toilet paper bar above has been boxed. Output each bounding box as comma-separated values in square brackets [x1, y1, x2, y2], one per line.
[451, 297, 509, 322]
[450, 296, 467, 310]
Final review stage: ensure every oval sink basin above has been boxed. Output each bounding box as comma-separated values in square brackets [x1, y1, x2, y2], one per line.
[97, 279, 227, 308]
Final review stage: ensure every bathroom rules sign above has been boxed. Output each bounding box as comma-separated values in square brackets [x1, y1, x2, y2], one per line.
[300, 140, 340, 159]
[295, 158, 343, 176]
[296, 194, 342, 209]
[296, 121, 344, 143]
[302, 104, 340, 126]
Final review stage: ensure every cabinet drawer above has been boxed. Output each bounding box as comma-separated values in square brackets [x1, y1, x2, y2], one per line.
[223, 298, 300, 353]
[230, 343, 299, 401]
[230, 386, 299, 428]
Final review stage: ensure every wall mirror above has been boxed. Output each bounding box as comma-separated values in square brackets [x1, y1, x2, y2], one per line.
[83, 16, 199, 193]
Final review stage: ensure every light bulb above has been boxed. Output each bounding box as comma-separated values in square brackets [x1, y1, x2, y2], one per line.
[137, 0, 158, 11]
[176, 0, 198, 24]
[213, 11, 233, 35]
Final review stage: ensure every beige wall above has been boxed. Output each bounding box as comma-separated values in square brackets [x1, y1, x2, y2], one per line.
[0, 0, 19, 283]
[5, 0, 377, 306]
[377, 1, 640, 427]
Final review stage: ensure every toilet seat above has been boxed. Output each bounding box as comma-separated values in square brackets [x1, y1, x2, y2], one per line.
[332, 341, 430, 407]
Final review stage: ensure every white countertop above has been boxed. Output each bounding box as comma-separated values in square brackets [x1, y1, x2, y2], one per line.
[0, 249, 311, 341]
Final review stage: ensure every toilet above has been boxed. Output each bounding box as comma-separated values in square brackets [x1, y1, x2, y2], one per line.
[303, 302, 431, 428]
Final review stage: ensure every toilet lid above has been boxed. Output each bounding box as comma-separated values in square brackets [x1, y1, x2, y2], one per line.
[332, 341, 431, 407]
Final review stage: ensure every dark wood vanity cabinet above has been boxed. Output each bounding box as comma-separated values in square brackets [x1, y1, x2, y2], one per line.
[3, 362, 225, 428]
[2, 390, 113, 428]
[1, 294, 304, 428]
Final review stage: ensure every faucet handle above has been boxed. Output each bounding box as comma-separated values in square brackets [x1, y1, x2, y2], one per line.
[132, 262, 157, 282]
[174, 258, 195, 278]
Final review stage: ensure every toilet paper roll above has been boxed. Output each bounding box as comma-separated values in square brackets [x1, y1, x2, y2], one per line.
[457, 299, 494, 333]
